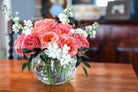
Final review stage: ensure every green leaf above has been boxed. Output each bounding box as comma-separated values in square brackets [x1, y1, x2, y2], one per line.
[33, 52, 39, 58]
[83, 62, 91, 68]
[28, 55, 33, 63]
[78, 48, 90, 51]
[43, 53, 47, 61]
[40, 55, 46, 63]
[76, 58, 82, 68]
[2, 5, 6, 10]
[32, 48, 41, 52]
[27, 62, 31, 71]
[29, 55, 33, 63]
[22, 48, 32, 54]
[22, 63, 27, 72]
[46, 55, 52, 61]
[83, 67, 88, 77]
[80, 52, 90, 59]
[40, 55, 45, 61]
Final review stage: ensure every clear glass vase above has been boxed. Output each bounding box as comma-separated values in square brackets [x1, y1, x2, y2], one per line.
[32, 54, 77, 85]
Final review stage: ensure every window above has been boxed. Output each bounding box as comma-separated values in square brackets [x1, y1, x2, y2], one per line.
[96, 0, 115, 7]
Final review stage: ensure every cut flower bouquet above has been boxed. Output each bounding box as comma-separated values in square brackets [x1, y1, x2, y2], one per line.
[2, 5, 99, 85]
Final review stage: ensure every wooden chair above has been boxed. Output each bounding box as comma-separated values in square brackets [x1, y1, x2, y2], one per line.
[8, 20, 24, 59]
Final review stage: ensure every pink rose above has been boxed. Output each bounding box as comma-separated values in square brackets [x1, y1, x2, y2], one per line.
[31, 28, 50, 39]
[40, 32, 59, 49]
[59, 35, 78, 57]
[74, 33, 89, 56]
[14, 34, 25, 55]
[31, 19, 57, 38]
[34, 19, 57, 29]
[22, 34, 40, 55]
[54, 23, 73, 36]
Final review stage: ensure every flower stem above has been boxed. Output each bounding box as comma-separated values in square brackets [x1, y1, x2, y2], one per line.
[65, 66, 68, 82]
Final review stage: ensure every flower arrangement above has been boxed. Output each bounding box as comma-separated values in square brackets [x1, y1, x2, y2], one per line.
[2, 4, 99, 84]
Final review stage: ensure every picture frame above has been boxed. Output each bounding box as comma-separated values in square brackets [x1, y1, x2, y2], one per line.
[72, 0, 95, 5]
[42, 0, 67, 18]
[106, 0, 131, 20]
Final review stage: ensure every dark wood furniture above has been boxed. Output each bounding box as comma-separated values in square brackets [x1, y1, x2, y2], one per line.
[0, 59, 137, 92]
[79, 20, 138, 64]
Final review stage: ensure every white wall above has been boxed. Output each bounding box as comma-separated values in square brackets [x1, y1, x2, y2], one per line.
[11, 0, 36, 20]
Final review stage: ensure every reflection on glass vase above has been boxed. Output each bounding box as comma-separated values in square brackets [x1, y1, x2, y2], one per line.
[32, 53, 77, 85]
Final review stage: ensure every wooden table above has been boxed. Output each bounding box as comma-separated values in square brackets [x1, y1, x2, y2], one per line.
[0, 59, 138, 92]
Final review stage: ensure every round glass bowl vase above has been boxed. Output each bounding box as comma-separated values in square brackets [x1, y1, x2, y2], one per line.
[32, 54, 77, 85]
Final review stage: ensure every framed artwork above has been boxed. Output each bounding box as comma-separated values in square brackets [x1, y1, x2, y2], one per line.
[42, 0, 67, 18]
[106, 0, 131, 20]
[72, 0, 94, 4]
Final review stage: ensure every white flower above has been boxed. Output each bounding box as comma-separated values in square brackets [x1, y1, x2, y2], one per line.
[69, 12, 73, 17]
[64, 9, 67, 13]
[63, 44, 70, 55]
[44, 43, 73, 66]
[75, 28, 88, 38]
[86, 25, 97, 38]
[58, 13, 69, 24]
[90, 30, 96, 38]
[63, 7, 72, 13]
[14, 17, 20, 21]
[12, 24, 20, 33]
[45, 43, 61, 59]
[60, 54, 71, 66]
[23, 20, 33, 27]
[67, 6, 72, 11]
[58, 5, 73, 24]
[59, 45, 71, 66]
[22, 20, 33, 35]
[86, 25, 92, 31]
[15, 12, 19, 15]
[70, 29, 76, 34]
[22, 29, 31, 36]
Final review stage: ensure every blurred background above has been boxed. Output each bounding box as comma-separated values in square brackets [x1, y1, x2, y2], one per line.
[0, 0, 138, 64]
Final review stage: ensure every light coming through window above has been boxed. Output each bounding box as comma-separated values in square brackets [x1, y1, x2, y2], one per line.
[96, 0, 115, 7]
